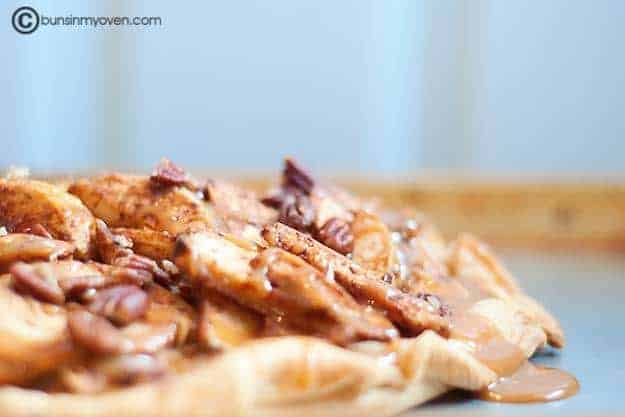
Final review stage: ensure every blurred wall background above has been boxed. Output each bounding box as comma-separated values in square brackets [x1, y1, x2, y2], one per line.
[1, 0, 624, 175]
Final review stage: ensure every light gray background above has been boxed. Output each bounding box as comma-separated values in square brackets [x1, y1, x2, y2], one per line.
[1, 0, 624, 175]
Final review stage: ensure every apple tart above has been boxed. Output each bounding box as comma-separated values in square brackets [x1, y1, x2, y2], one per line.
[0, 159, 577, 417]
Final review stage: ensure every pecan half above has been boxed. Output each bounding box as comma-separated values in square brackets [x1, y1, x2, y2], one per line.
[68, 310, 134, 355]
[113, 254, 170, 285]
[86, 285, 149, 325]
[315, 217, 354, 254]
[101, 262, 154, 287]
[260, 193, 285, 209]
[10, 262, 65, 304]
[283, 158, 315, 195]
[10, 260, 153, 304]
[150, 158, 199, 191]
[264, 159, 358, 239]
[68, 310, 176, 355]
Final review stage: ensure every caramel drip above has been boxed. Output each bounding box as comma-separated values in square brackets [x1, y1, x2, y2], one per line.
[479, 362, 579, 403]
[450, 312, 526, 376]
[415, 266, 579, 403]
[451, 306, 579, 403]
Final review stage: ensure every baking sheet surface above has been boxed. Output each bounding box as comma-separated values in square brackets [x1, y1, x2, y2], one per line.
[405, 249, 625, 417]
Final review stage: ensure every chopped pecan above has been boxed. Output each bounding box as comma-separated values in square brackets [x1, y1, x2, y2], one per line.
[279, 194, 315, 232]
[86, 285, 149, 325]
[315, 217, 354, 254]
[283, 158, 315, 194]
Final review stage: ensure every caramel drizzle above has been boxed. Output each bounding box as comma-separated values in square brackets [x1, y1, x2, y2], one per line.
[480, 362, 579, 403]
[398, 240, 579, 404]
[452, 292, 578, 402]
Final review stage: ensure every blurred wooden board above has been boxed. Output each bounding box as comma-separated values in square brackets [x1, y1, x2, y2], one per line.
[353, 181, 625, 250]
[236, 177, 625, 251]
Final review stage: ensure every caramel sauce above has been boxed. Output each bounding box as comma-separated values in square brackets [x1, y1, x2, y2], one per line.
[397, 242, 581, 404]
[479, 362, 579, 403]
[450, 311, 527, 376]
[449, 299, 579, 403]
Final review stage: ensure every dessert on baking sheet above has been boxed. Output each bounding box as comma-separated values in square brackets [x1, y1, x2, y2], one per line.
[0, 158, 578, 417]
